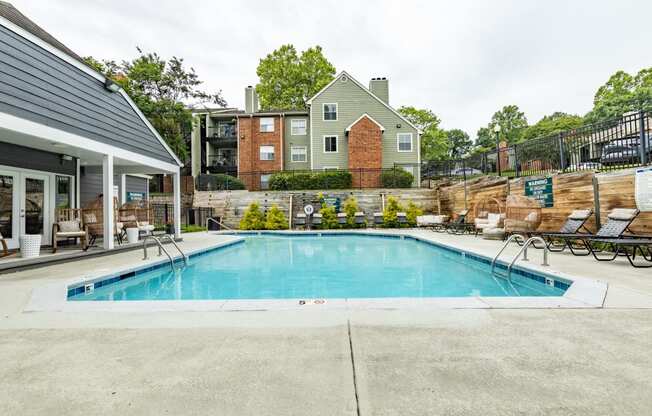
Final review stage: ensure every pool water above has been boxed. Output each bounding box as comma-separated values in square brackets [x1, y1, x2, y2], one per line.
[69, 234, 567, 301]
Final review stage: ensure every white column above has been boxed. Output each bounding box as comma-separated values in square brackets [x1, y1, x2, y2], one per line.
[102, 154, 114, 250]
[120, 174, 127, 204]
[172, 171, 181, 238]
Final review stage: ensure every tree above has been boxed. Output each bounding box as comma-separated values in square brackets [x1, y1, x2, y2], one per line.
[521, 112, 584, 141]
[473, 126, 495, 152]
[446, 129, 472, 158]
[239, 202, 266, 230]
[473, 105, 528, 151]
[256, 44, 335, 110]
[398, 106, 449, 160]
[585, 68, 652, 123]
[264, 205, 288, 230]
[84, 48, 225, 160]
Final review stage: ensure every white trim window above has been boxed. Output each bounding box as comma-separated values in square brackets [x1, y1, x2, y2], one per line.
[290, 146, 307, 162]
[259, 145, 275, 161]
[397, 133, 413, 152]
[260, 174, 271, 190]
[323, 103, 337, 121]
[290, 119, 307, 135]
[259, 117, 275, 133]
[323, 135, 338, 153]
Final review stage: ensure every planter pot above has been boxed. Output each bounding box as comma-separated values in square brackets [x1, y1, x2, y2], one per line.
[20, 234, 42, 258]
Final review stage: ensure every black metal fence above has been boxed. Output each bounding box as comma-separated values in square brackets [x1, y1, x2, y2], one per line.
[151, 203, 214, 227]
[196, 165, 421, 191]
[422, 111, 651, 180]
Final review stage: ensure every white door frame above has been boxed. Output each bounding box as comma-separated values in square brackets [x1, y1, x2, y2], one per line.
[0, 165, 75, 249]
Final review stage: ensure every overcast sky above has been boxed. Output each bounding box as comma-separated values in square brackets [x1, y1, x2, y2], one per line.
[11, 0, 652, 138]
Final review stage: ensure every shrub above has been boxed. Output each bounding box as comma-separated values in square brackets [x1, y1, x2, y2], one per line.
[405, 201, 423, 227]
[381, 168, 414, 188]
[342, 196, 365, 228]
[239, 202, 265, 230]
[181, 224, 207, 233]
[197, 174, 246, 191]
[269, 170, 352, 190]
[264, 205, 288, 230]
[382, 196, 404, 228]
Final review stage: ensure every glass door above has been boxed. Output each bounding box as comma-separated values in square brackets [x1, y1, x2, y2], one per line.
[0, 171, 19, 249]
[21, 173, 50, 246]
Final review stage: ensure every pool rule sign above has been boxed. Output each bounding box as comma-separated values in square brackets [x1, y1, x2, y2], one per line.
[524, 177, 554, 208]
[635, 167, 652, 212]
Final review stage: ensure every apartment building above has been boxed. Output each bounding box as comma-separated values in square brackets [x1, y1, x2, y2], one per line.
[190, 71, 421, 190]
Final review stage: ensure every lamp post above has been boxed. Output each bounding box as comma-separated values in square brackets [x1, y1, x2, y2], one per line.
[493, 125, 502, 176]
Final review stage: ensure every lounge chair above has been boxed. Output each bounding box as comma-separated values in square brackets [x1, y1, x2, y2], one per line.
[295, 213, 306, 227]
[397, 212, 407, 226]
[445, 210, 473, 234]
[584, 238, 652, 268]
[354, 212, 366, 226]
[416, 214, 449, 229]
[312, 213, 323, 227]
[373, 212, 384, 226]
[52, 208, 88, 253]
[542, 208, 640, 256]
[527, 209, 593, 250]
[337, 212, 347, 225]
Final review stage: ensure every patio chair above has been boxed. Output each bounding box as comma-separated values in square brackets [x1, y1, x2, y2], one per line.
[527, 209, 593, 251]
[503, 195, 542, 238]
[416, 214, 449, 229]
[51, 208, 88, 253]
[445, 210, 473, 234]
[542, 208, 640, 256]
[584, 238, 652, 268]
[295, 213, 306, 227]
[83, 195, 122, 247]
[312, 213, 323, 227]
[397, 212, 408, 226]
[474, 213, 506, 236]
[373, 212, 384, 226]
[337, 212, 347, 225]
[0, 231, 9, 258]
[354, 211, 366, 226]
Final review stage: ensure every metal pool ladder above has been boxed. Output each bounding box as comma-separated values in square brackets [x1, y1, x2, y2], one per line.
[143, 235, 188, 270]
[206, 217, 234, 231]
[491, 235, 549, 281]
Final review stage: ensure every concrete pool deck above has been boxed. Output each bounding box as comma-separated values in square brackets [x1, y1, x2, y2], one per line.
[1, 231, 652, 415]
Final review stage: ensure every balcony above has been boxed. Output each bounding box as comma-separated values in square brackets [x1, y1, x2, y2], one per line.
[207, 123, 237, 148]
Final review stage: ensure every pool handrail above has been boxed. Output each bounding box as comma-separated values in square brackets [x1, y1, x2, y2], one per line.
[491, 234, 527, 275]
[206, 217, 234, 231]
[142, 235, 187, 270]
[506, 236, 550, 281]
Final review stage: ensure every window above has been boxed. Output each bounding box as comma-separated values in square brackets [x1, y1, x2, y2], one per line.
[260, 174, 271, 190]
[324, 136, 338, 153]
[397, 133, 413, 152]
[291, 119, 307, 135]
[260, 145, 275, 161]
[291, 146, 307, 162]
[323, 103, 337, 121]
[259, 117, 275, 132]
[55, 176, 72, 209]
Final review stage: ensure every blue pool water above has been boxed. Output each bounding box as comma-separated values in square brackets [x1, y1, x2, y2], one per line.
[69, 234, 567, 301]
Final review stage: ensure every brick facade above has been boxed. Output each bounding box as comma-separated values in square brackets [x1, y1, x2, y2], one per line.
[237, 116, 283, 190]
[347, 116, 383, 188]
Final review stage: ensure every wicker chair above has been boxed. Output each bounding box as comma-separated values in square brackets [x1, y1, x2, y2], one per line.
[504, 195, 543, 235]
[52, 208, 88, 253]
[119, 201, 155, 237]
[82, 195, 122, 247]
[473, 197, 505, 234]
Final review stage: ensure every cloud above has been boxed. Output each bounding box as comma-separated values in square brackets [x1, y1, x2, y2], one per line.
[12, 0, 652, 139]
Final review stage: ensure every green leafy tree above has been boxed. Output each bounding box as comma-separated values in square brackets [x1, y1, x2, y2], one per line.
[473, 105, 528, 151]
[473, 126, 495, 152]
[84, 48, 225, 160]
[239, 202, 266, 230]
[398, 106, 449, 160]
[382, 196, 404, 228]
[264, 205, 288, 230]
[342, 197, 364, 228]
[585, 68, 652, 123]
[405, 201, 423, 227]
[256, 45, 335, 110]
[447, 129, 472, 158]
[521, 112, 584, 141]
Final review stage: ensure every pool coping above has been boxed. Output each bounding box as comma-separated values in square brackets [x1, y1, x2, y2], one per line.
[25, 230, 608, 312]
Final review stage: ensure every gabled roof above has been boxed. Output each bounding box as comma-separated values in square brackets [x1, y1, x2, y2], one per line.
[306, 70, 422, 134]
[345, 113, 385, 132]
[0, 4, 182, 167]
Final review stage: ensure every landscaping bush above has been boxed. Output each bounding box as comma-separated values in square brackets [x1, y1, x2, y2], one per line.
[197, 173, 245, 191]
[380, 168, 414, 188]
[264, 205, 288, 230]
[318, 204, 339, 229]
[405, 201, 423, 227]
[382, 196, 403, 228]
[342, 196, 365, 228]
[239, 202, 265, 230]
[269, 170, 352, 190]
[181, 224, 207, 233]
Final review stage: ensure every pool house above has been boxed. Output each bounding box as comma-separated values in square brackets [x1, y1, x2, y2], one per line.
[0, 7, 183, 254]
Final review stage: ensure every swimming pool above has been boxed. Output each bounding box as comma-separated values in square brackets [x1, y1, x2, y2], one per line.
[68, 234, 568, 301]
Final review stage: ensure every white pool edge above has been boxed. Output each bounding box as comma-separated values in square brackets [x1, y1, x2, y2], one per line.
[25, 230, 608, 313]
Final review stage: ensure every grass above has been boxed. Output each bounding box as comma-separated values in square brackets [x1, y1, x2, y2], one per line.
[181, 224, 207, 233]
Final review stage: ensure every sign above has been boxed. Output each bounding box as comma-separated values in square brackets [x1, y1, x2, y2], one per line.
[635, 167, 652, 212]
[524, 177, 554, 208]
[127, 191, 145, 202]
[303, 204, 314, 215]
[322, 196, 340, 211]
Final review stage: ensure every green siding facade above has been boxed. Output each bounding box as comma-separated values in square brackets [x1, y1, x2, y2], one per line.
[309, 73, 420, 184]
[284, 115, 310, 170]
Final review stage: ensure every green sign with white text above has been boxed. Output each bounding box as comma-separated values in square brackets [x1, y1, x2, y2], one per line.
[524, 177, 553, 208]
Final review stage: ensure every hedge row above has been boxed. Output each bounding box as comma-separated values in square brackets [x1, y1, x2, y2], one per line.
[269, 171, 352, 190]
[196, 174, 246, 191]
[380, 168, 414, 188]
